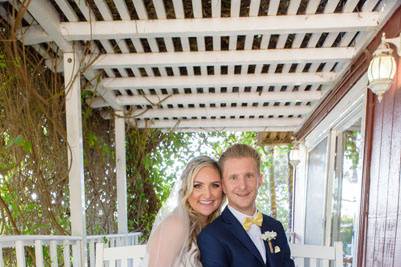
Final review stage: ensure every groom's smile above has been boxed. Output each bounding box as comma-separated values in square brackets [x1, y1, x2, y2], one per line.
[222, 157, 263, 216]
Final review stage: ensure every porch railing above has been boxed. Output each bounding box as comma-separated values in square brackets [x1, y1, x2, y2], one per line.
[0, 232, 142, 267]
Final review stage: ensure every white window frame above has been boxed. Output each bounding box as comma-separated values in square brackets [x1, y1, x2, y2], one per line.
[297, 73, 369, 266]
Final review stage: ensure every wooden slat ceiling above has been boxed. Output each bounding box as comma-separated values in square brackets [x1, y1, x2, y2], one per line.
[2, 0, 400, 132]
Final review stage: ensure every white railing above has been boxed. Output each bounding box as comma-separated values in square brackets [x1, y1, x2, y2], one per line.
[86, 232, 142, 267]
[0, 232, 142, 267]
[0, 235, 82, 267]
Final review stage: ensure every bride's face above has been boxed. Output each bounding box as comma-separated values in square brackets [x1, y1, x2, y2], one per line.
[187, 166, 223, 219]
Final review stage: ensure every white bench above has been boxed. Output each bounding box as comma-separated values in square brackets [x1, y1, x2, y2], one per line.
[95, 242, 343, 267]
[95, 243, 146, 267]
[290, 242, 343, 267]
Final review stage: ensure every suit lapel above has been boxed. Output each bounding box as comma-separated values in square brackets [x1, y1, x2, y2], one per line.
[221, 208, 265, 265]
[261, 215, 275, 267]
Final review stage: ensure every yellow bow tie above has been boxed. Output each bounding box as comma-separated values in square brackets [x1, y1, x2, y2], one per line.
[242, 212, 263, 231]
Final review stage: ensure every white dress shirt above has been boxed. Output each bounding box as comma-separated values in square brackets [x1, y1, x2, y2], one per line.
[228, 205, 266, 263]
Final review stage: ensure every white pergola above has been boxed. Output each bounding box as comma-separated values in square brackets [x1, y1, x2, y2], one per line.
[1, 0, 400, 265]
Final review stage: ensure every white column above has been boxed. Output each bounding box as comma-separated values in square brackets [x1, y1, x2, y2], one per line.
[64, 51, 87, 265]
[115, 111, 128, 234]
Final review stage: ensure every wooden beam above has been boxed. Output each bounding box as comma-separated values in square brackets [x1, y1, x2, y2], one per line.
[21, 0, 72, 51]
[129, 105, 311, 119]
[296, 6, 401, 140]
[130, 117, 302, 129]
[102, 72, 337, 90]
[89, 91, 322, 108]
[64, 51, 86, 265]
[58, 12, 380, 41]
[85, 47, 355, 69]
[114, 111, 128, 234]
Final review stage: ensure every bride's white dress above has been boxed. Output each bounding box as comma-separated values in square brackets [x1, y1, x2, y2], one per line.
[142, 210, 202, 267]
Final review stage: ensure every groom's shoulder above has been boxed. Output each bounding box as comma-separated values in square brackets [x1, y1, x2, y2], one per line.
[199, 215, 226, 236]
[263, 213, 286, 230]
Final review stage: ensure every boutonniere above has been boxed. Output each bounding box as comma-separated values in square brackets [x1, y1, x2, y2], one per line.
[261, 230, 279, 253]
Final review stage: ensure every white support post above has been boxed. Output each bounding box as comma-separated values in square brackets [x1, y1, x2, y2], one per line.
[115, 111, 128, 236]
[64, 51, 87, 265]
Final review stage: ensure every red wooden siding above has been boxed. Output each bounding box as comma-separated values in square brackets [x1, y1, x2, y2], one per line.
[364, 51, 401, 266]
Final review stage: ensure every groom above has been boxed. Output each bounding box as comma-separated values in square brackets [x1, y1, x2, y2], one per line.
[198, 144, 294, 267]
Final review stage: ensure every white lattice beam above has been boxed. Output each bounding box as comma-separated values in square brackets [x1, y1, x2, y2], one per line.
[102, 72, 337, 90]
[130, 105, 312, 119]
[21, 0, 72, 51]
[86, 47, 355, 69]
[58, 12, 379, 40]
[130, 118, 303, 129]
[89, 91, 322, 108]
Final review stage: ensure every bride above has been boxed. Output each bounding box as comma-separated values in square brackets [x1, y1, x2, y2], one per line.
[144, 156, 224, 267]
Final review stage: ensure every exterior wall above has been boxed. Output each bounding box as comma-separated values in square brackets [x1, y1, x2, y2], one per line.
[363, 52, 401, 266]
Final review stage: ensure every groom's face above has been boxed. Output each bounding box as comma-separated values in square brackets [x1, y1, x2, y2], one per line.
[222, 157, 263, 216]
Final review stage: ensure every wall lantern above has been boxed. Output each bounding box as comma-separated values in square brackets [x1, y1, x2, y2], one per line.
[289, 148, 301, 167]
[367, 33, 400, 101]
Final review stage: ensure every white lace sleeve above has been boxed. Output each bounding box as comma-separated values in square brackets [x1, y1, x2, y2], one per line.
[146, 212, 188, 267]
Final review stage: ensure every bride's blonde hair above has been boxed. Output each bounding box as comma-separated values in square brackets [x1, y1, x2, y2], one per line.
[179, 156, 223, 244]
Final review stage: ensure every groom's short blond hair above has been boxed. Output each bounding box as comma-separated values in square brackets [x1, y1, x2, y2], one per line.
[219, 144, 261, 172]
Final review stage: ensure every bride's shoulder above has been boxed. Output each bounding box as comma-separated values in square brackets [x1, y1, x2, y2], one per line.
[155, 210, 188, 235]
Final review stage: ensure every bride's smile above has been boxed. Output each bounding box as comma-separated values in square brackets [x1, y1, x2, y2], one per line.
[187, 166, 223, 218]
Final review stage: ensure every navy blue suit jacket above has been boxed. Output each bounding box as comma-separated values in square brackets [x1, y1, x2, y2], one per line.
[198, 207, 295, 267]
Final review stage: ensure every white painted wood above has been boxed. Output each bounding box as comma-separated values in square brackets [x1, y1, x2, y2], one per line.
[260, 34, 270, 49]
[89, 240, 95, 267]
[94, 0, 113, 20]
[172, 0, 184, 18]
[101, 72, 337, 89]
[249, 0, 261, 16]
[49, 240, 58, 267]
[34, 240, 44, 267]
[228, 36, 237, 50]
[114, 0, 130, 20]
[231, 0, 240, 17]
[115, 111, 128, 234]
[132, 105, 311, 119]
[131, 118, 302, 129]
[63, 240, 71, 267]
[343, 0, 360, 12]
[181, 37, 190, 52]
[197, 36, 205, 51]
[95, 243, 104, 267]
[132, 38, 144, 53]
[0, 244, 3, 267]
[91, 90, 322, 108]
[153, 0, 166, 19]
[211, 0, 221, 17]
[72, 242, 80, 267]
[304, 75, 368, 149]
[324, 0, 339, 13]
[213, 36, 221, 51]
[54, 0, 78, 21]
[244, 34, 254, 50]
[15, 241, 25, 267]
[192, 0, 203, 18]
[147, 38, 159, 52]
[164, 37, 175, 52]
[268, 0, 280, 15]
[133, 0, 148, 19]
[155, 126, 298, 132]
[23, 0, 72, 51]
[334, 242, 343, 267]
[288, 0, 301, 15]
[306, 1, 321, 14]
[64, 51, 87, 266]
[95, 243, 150, 267]
[59, 13, 380, 40]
